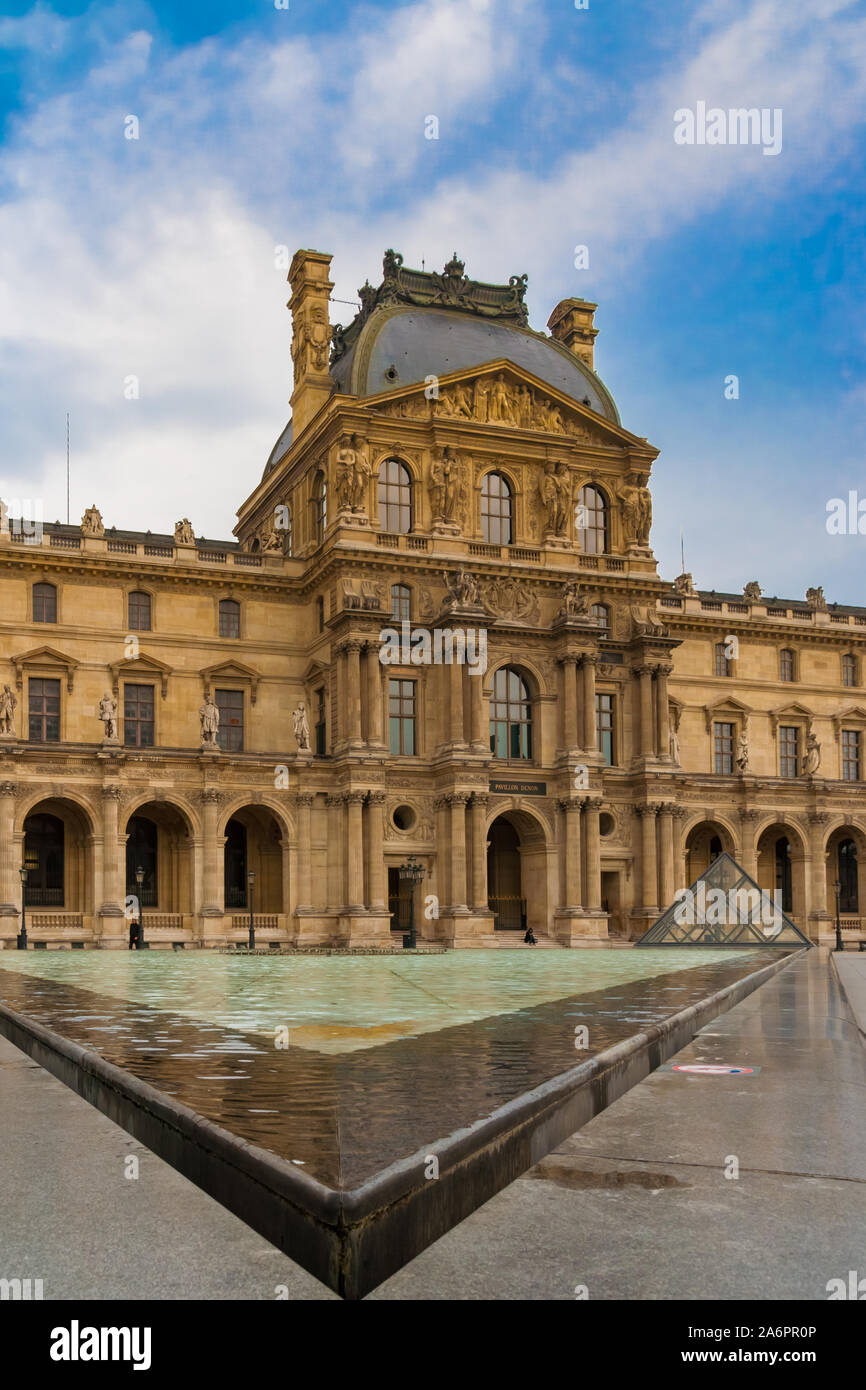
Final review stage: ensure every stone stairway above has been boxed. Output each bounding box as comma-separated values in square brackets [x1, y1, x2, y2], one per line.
[490, 930, 564, 949]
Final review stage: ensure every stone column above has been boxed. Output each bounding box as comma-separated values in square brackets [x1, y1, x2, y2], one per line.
[672, 806, 688, 894]
[658, 802, 675, 909]
[655, 664, 672, 760]
[560, 657, 579, 749]
[345, 642, 363, 747]
[0, 780, 18, 919]
[345, 792, 366, 912]
[366, 643, 384, 747]
[366, 791, 387, 911]
[807, 811, 830, 930]
[470, 793, 488, 909]
[449, 792, 469, 909]
[449, 661, 465, 746]
[200, 789, 224, 916]
[638, 666, 655, 756]
[295, 792, 314, 911]
[559, 797, 583, 909]
[582, 656, 598, 752]
[99, 785, 125, 918]
[738, 810, 759, 880]
[326, 793, 343, 909]
[636, 804, 658, 910]
[469, 667, 487, 752]
[583, 795, 602, 911]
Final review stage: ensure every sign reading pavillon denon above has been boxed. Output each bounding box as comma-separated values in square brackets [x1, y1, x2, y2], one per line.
[489, 779, 547, 797]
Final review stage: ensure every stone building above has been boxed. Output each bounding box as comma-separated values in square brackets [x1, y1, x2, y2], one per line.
[0, 247, 863, 949]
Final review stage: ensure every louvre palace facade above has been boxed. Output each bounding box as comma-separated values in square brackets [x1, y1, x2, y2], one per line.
[1, 247, 864, 951]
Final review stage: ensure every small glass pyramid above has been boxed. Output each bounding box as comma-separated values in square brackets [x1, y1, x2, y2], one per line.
[635, 851, 813, 947]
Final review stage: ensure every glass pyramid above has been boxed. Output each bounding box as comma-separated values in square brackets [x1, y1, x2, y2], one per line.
[635, 852, 813, 947]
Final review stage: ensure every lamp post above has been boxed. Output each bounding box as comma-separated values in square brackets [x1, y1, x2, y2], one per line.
[398, 855, 425, 950]
[834, 877, 843, 953]
[248, 870, 256, 951]
[136, 866, 145, 950]
[17, 865, 27, 950]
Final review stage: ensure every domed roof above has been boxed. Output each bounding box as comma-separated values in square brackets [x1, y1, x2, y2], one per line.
[330, 304, 618, 421]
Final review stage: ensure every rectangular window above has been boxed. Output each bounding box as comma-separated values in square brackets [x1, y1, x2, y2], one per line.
[714, 721, 734, 775]
[29, 678, 60, 743]
[128, 592, 151, 631]
[842, 729, 861, 782]
[219, 600, 240, 639]
[389, 679, 416, 755]
[315, 687, 326, 756]
[779, 725, 799, 778]
[123, 683, 155, 748]
[216, 689, 244, 752]
[595, 692, 614, 766]
[714, 643, 731, 677]
[33, 584, 57, 623]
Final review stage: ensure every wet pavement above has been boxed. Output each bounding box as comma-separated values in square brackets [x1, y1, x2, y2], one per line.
[0, 949, 779, 1189]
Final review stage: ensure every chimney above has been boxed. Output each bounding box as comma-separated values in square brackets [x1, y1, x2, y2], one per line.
[288, 249, 334, 438]
[547, 297, 599, 370]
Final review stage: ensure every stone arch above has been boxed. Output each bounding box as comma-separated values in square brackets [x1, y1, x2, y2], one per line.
[683, 815, 739, 883]
[122, 800, 195, 916]
[220, 801, 290, 915]
[20, 795, 95, 917]
[756, 819, 808, 923]
[486, 803, 552, 935]
[825, 821, 866, 920]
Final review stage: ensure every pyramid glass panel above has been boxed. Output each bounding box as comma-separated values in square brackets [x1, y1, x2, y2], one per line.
[635, 852, 813, 947]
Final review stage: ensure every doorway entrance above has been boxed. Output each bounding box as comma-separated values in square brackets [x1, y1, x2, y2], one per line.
[388, 867, 414, 933]
[487, 818, 526, 931]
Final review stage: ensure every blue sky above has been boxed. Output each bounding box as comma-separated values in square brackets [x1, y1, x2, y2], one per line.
[1, 0, 865, 599]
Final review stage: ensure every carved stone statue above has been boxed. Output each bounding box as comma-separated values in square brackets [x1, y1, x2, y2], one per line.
[336, 434, 372, 513]
[81, 505, 104, 538]
[174, 519, 194, 545]
[806, 586, 827, 612]
[443, 567, 480, 608]
[736, 728, 750, 774]
[429, 446, 462, 523]
[262, 527, 283, 552]
[558, 579, 590, 620]
[292, 704, 311, 752]
[199, 695, 220, 748]
[540, 461, 571, 536]
[802, 732, 821, 775]
[669, 705, 681, 763]
[636, 486, 652, 544]
[98, 692, 118, 742]
[0, 684, 17, 738]
[673, 572, 696, 596]
[743, 580, 762, 601]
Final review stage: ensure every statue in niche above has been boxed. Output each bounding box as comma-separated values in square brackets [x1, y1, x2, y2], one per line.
[636, 486, 652, 544]
[802, 732, 821, 775]
[669, 707, 680, 764]
[736, 728, 750, 774]
[336, 433, 371, 513]
[98, 692, 118, 742]
[292, 703, 311, 752]
[174, 518, 194, 545]
[443, 567, 480, 608]
[0, 684, 17, 737]
[429, 446, 462, 523]
[199, 694, 220, 748]
[540, 460, 571, 535]
[81, 505, 104, 538]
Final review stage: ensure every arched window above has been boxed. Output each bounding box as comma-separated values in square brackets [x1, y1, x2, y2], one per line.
[481, 472, 513, 545]
[592, 603, 610, 633]
[710, 835, 723, 861]
[391, 584, 411, 622]
[839, 838, 858, 913]
[578, 484, 608, 555]
[775, 836, 792, 914]
[219, 599, 240, 639]
[842, 653, 858, 688]
[23, 812, 64, 906]
[126, 816, 158, 907]
[490, 667, 532, 761]
[714, 642, 732, 677]
[128, 591, 151, 631]
[311, 471, 327, 546]
[779, 648, 794, 682]
[378, 459, 413, 534]
[33, 582, 57, 623]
